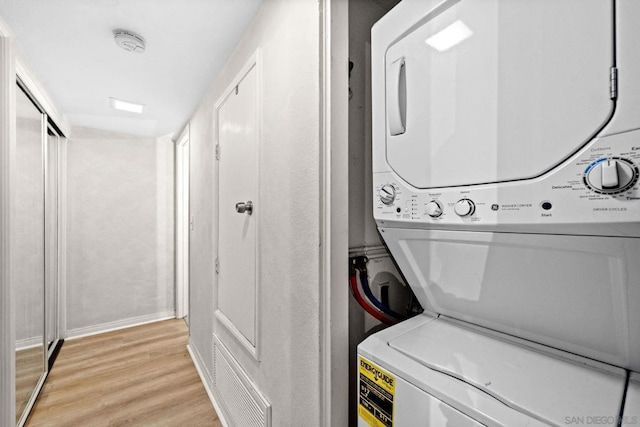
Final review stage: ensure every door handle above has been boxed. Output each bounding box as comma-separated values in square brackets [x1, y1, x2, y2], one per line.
[235, 201, 253, 215]
[387, 57, 406, 136]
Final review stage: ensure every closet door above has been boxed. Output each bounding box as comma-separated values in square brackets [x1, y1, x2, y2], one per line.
[14, 84, 46, 426]
[45, 129, 59, 356]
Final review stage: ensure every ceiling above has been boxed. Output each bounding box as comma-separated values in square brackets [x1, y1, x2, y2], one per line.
[0, 0, 263, 139]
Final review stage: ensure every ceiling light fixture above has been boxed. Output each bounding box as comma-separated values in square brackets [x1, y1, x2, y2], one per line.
[113, 29, 146, 53]
[110, 97, 145, 114]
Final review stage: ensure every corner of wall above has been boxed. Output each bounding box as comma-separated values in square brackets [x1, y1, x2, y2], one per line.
[0, 30, 16, 427]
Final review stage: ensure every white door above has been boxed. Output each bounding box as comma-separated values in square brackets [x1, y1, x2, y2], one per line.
[216, 65, 258, 350]
[176, 136, 190, 321]
[176, 136, 190, 322]
[182, 140, 190, 321]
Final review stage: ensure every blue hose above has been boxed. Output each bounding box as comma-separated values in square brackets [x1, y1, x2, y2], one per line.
[358, 268, 404, 320]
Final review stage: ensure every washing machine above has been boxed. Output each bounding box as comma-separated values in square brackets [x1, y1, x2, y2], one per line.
[359, 0, 640, 425]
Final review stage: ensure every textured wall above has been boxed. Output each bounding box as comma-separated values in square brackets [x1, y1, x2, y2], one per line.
[349, 0, 395, 250]
[65, 127, 174, 336]
[187, 0, 321, 425]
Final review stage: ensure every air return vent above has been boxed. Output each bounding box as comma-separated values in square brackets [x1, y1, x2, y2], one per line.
[113, 29, 145, 53]
[213, 337, 271, 427]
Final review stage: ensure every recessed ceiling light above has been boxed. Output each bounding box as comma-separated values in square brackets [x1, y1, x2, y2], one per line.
[110, 97, 145, 114]
[425, 20, 473, 52]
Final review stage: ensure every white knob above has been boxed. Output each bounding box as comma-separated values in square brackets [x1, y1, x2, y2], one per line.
[586, 158, 635, 192]
[425, 200, 443, 218]
[601, 159, 620, 188]
[454, 199, 475, 217]
[379, 184, 396, 205]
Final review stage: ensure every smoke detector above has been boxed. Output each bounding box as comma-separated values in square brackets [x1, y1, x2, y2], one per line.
[113, 29, 146, 53]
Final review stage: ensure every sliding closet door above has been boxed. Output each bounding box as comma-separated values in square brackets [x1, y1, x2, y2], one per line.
[14, 84, 46, 425]
[45, 129, 59, 354]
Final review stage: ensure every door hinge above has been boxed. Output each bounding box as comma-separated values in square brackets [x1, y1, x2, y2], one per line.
[215, 144, 220, 161]
[610, 66, 618, 100]
[215, 257, 219, 274]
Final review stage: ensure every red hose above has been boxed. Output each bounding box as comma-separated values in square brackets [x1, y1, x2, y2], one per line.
[350, 273, 394, 324]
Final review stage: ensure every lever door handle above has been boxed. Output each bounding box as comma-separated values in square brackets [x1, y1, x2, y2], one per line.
[235, 201, 253, 215]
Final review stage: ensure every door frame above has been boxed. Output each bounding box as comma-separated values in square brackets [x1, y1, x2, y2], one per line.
[0, 22, 16, 427]
[175, 126, 190, 320]
[213, 51, 262, 360]
[319, 0, 349, 426]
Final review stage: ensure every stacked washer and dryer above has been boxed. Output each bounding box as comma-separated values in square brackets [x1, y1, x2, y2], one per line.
[358, 0, 640, 425]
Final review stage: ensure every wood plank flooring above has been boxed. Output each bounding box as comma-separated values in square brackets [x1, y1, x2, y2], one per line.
[25, 319, 222, 427]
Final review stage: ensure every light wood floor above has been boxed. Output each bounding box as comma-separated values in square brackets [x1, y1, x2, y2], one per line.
[26, 319, 222, 427]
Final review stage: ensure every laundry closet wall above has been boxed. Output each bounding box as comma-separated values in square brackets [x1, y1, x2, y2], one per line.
[186, 0, 322, 424]
[65, 126, 174, 337]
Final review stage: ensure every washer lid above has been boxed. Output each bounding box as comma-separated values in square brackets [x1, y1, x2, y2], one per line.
[388, 318, 626, 426]
[384, 0, 614, 189]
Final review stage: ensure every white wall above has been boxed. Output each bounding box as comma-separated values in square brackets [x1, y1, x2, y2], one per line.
[187, 0, 323, 425]
[0, 28, 15, 427]
[65, 126, 174, 337]
[349, 0, 397, 250]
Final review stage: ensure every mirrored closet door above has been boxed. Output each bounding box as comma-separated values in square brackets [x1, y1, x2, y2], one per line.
[46, 128, 60, 358]
[14, 83, 47, 426]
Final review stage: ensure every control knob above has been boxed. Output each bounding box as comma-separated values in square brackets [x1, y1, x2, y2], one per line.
[379, 184, 396, 205]
[425, 200, 443, 218]
[454, 199, 475, 217]
[585, 158, 638, 194]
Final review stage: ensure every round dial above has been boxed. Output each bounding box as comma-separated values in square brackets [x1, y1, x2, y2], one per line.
[454, 199, 475, 217]
[379, 184, 396, 205]
[425, 200, 443, 218]
[584, 157, 639, 194]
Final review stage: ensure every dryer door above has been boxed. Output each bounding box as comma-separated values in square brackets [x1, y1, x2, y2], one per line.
[385, 0, 614, 189]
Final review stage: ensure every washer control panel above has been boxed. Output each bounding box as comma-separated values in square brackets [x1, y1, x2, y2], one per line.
[374, 130, 640, 236]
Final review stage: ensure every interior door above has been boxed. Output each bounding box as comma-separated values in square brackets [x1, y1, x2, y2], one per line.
[45, 129, 59, 356]
[176, 136, 190, 322]
[14, 84, 46, 426]
[216, 65, 258, 350]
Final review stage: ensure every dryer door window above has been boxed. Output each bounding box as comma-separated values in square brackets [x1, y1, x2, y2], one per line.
[385, 0, 614, 189]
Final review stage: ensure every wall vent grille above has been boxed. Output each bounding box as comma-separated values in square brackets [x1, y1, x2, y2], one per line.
[213, 337, 271, 427]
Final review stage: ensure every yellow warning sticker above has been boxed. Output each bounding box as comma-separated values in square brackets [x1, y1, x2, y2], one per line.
[358, 356, 395, 427]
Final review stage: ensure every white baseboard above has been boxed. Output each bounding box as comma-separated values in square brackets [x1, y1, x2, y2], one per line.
[188, 339, 230, 427]
[15, 337, 42, 351]
[65, 311, 175, 340]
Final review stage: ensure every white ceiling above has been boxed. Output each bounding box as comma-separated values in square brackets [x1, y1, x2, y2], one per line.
[0, 0, 263, 139]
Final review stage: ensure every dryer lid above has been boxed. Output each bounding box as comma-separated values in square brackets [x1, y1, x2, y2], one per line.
[389, 318, 626, 426]
[384, 0, 614, 189]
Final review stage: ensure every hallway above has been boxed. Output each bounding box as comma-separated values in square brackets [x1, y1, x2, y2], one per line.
[25, 320, 220, 427]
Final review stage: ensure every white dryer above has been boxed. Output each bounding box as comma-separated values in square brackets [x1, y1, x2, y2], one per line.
[359, 0, 640, 425]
